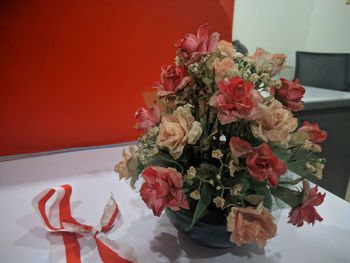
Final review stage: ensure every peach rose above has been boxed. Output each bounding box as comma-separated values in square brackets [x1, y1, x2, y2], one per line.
[114, 146, 138, 180]
[252, 48, 287, 78]
[227, 203, 277, 248]
[214, 57, 239, 84]
[218, 40, 236, 57]
[251, 100, 298, 145]
[156, 105, 202, 160]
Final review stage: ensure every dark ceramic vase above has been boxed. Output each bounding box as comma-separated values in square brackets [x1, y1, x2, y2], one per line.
[165, 208, 235, 248]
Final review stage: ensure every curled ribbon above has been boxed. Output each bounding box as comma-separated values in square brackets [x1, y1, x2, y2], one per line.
[32, 184, 137, 263]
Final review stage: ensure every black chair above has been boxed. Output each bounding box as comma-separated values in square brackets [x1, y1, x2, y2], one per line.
[295, 51, 350, 91]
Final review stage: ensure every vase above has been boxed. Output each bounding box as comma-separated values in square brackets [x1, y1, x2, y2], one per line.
[165, 207, 235, 248]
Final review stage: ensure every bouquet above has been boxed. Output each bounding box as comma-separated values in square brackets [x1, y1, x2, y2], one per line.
[114, 24, 327, 248]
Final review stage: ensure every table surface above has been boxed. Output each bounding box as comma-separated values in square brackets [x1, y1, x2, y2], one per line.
[302, 86, 350, 110]
[1, 145, 350, 263]
[303, 86, 350, 102]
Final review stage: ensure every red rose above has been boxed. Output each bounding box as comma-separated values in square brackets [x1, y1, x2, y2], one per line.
[229, 137, 287, 187]
[288, 181, 325, 227]
[153, 65, 191, 97]
[140, 166, 189, 216]
[246, 143, 287, 187]
[135, 102, 161, 131]
[298, 121, 327, 143]
[175, 24, 219, 65]
[271, 79, 305, 111]
[210, 76, 263, 125]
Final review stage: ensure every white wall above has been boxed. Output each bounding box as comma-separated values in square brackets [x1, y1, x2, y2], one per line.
[233, 0, 350, 80]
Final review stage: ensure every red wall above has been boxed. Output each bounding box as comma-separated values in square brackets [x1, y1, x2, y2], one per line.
[0, 0, 234, 157]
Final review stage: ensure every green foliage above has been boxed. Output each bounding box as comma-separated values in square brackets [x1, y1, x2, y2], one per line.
[186, 182, 213, 231]
[244, 195, 265, 205]
[253, 183, 272, 210]
[196, 162, 217, 179]
[269, 143, 319, 183]
[289, 131, 312, 147]
[270, 186, 302, 209]
[147, 151, 184, 174]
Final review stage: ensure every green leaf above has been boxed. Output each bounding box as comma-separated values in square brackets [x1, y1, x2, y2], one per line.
[289, 131, 312, 147]
[271, 186, 302, 208]
[196, 163, 217, 180]
[269, 143, 318, 183]
[253, 183, 272, 210]
[147, 151, 184, 173]
[185, 183, 212, 231]
[244, 195, 265, 205]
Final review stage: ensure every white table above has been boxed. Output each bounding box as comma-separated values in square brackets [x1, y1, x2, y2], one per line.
[302, 85, 350, 110]
[1, 145, 350, 263]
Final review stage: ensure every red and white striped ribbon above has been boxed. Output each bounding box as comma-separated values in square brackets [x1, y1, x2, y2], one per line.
[32, 184, 138, 263]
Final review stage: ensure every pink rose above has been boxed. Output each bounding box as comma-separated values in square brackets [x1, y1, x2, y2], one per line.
[209, 76, 264, 125]
[153, 65, 191, 97]
[229, 137, 287, 187]
[140, 166, 189, 216]
[298, 121, 327, 143]
[252, 48, 287, 77]
[135, 102, 161, 131]
[175, 24, 219, 65]
[226, 203, 277, 248]
[218, 40, 236, 57]
[288, 181, 325, 227]
[251, 100, 298, 145]
[271, 79, 305, 111]
[229, 136, 253, 158]
[214, 57, 239, 84]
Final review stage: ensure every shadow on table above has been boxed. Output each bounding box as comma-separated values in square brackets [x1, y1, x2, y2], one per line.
[149, 231, 270, 263]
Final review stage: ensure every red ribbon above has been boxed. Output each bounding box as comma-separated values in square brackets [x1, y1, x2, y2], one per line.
[32, 184, 137, 263]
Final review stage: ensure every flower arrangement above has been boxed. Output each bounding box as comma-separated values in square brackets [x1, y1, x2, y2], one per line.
[114, 24, 327, 248]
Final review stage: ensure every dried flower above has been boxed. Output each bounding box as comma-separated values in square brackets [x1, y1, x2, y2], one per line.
[213, 196, 225, 208]
[186, 166, 196, 179]
[315, 162, 325, 180]
[273, 79, 282, 88]
[249, 73, 260, 82]
[260, 73, 271, 83]
[230, 184, 243, 196]
[229, 157, 239, 177]
[190, 190, 201, 200]
[306, 162, 316, 173]
[114, 147, 139, 180]
[148, 146, 159, 156]
[147, 126, 159, 137]
[212, 149, 224, 159]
